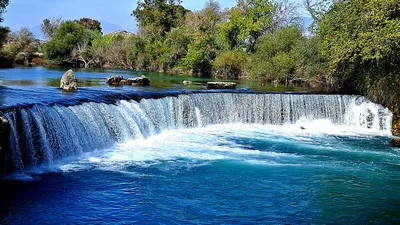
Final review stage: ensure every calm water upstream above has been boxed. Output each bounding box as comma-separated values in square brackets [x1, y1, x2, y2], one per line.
[0, 67, 399, 224]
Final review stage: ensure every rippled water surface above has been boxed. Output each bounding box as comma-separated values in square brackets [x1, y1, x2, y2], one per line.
[1, 124, 399, 224]
[0, 66, 314, 107]
[0, 67, 398, 224]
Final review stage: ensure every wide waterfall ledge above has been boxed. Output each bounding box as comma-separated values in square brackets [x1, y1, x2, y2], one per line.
[0, 91, 393, 174]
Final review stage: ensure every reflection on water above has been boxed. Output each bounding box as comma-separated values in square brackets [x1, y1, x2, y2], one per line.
[0, 66, 325, 107]
[0, 66, 316, 91]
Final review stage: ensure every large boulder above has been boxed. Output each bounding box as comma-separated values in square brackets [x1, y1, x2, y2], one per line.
[106, 75, 125, 86]
[131, 75, 151, 86]
[207, 82, 237, 89]
[60, 69, 78, 91]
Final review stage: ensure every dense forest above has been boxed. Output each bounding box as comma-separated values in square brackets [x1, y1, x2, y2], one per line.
[0, 0, 399, 110]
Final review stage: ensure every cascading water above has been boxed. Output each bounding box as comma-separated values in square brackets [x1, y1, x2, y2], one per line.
[0, 92, 392, 173]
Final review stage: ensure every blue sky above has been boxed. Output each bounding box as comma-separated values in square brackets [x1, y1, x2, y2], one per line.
[2, 0, 305, 33]
[2, 0, 236, 32]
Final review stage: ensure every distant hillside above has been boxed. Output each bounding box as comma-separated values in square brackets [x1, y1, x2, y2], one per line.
[100, 20, 125, 34]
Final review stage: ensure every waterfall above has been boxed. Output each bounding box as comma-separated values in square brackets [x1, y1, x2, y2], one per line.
[0, 93, 392, 173]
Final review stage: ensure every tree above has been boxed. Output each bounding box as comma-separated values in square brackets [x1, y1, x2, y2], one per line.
[246, 26, 302, 84]
[218, 0, 276, 52]
[74, 18, 102, 33]
[271, 0, 300, 34]
[43, 21, 96, 64]
[213, 50, 247, 79]
[92, 33, 141, 69]
[0, 0, 9, 23]
[41, 17, 63, 40]
[4, 27, 39, 64]
[71, 40, 95, 68]
[292, 36, 329, 87]
[0, 0, 9, 46]
[0, 25, 8, 47]
[318, 0, 400, 106]
[179, 0, 223, 76]
[303, 0, 331, 21]
[132, 0, 188, 36]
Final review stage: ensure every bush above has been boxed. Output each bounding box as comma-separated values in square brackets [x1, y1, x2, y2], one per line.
[212, 50, 247, 79]
[246, 27, 302, 84]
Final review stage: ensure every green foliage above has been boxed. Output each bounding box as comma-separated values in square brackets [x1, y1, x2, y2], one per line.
[41, 17, 63, 40]
[246, 26, 302, 83]
[213, 50, 247, 79]
[43, 21, 96, 64]
[292, 36, 330, 87]
[318, 0, 400, 106]
[218, 0, 275, 52]
[178, 1, 222, 76]
[132, 0, 188, 36]
[74, 18, 102, 33]
[0, 0, 9, 23]
[3, 27, 40, 64]
[0, 25, 9, 47]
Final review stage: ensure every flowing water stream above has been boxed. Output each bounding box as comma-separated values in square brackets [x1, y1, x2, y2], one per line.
[0, 68, 399, 224]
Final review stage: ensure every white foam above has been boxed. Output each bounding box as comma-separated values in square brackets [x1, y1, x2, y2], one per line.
[11, 121, 392, 178]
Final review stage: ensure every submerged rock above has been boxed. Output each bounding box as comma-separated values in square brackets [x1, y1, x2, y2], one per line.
[60, 69, 77, 91]
[183, 80, 192, 85]
[131, 75, 151, 86]
[106, 75, 125, 86]
[391, 138, 400, 148]
[207, 82, 237, 89]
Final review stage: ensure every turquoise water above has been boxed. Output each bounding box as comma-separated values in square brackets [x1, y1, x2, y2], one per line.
[0, 67, 399, 224]
[0, 66, 315, 107]
[0, 124, 399, 224]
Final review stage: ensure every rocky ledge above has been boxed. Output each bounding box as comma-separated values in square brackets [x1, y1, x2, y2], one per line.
[207, 82, 237, 89]
[107, 75, 151, 86]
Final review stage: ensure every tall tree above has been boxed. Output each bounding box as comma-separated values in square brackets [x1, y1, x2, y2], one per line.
[41, 17, 63, 40]
[180, 0, 223, 76]
[318, 0, 400, 106]
[0, 0, 9, 23]
[271, 0, 300, 34]
[132, 0, 188, 36]
[0, 0, 9, 47]
[43, 21, 95, 64]
[74, 18, 102, 33]
[4, 27, 39, 63]
[218, 0, 275, 52]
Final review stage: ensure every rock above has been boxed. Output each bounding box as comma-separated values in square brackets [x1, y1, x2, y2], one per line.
[0, 116, 10, 173]
[131, 75, 151, 86]
[300, 126, 306, 130]
[392, 111, 400, 136]
[391, 138, 400, 148]
[122, 78, 136, 85]
[183, 80, 192, 85]
[0, 116, 10, 151]
[106, 75, 125, 86]
[60, 69, 77, 91]
[207, 82, 237, 89]
[106, 75, 150, 86]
